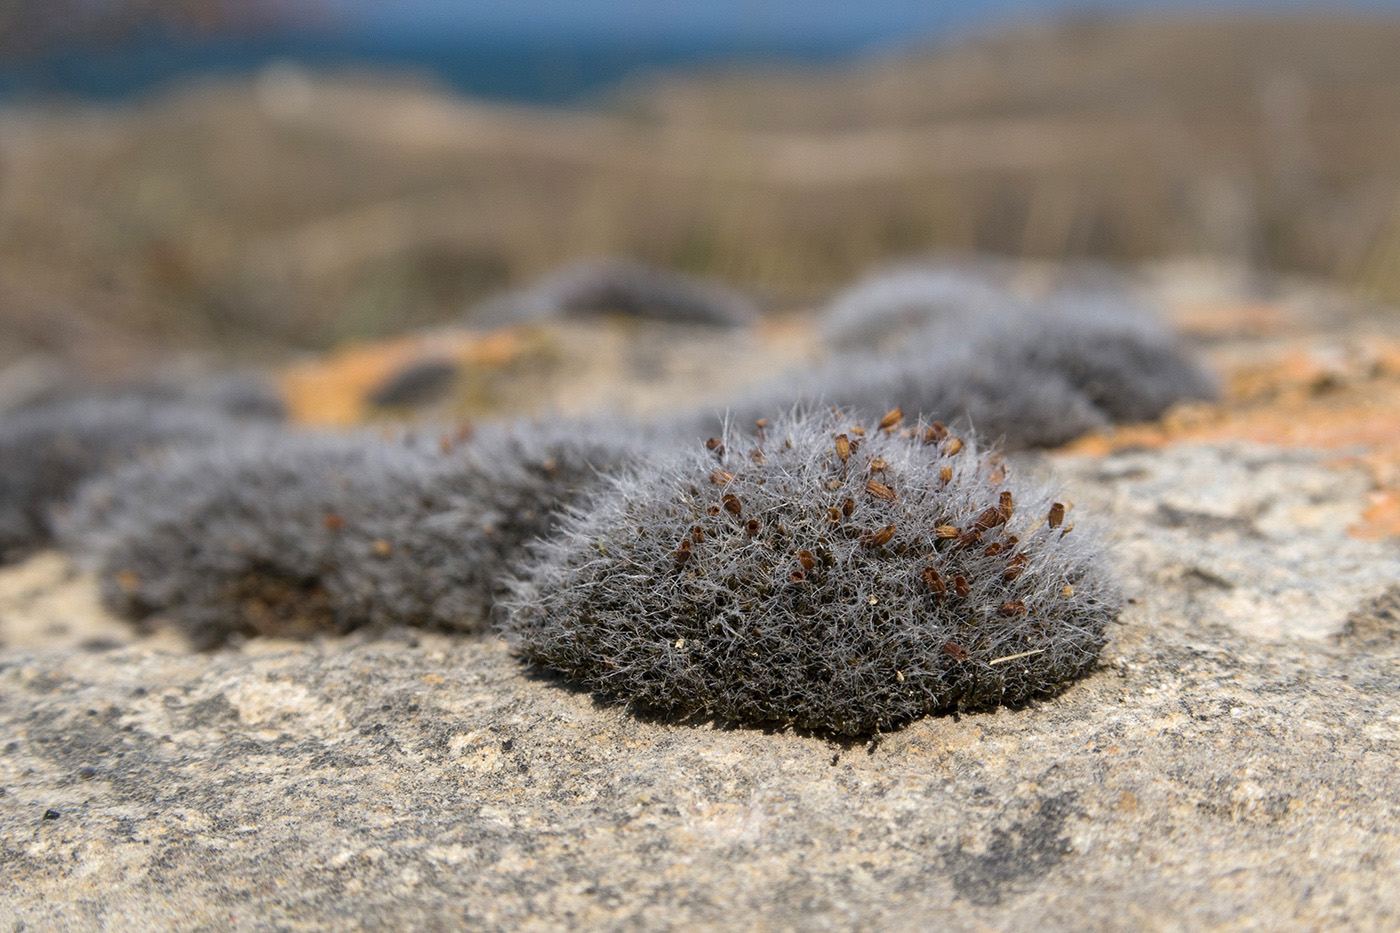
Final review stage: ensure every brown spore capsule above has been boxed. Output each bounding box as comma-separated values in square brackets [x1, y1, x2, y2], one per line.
[862, 525, 897, 548]
[878, 408, 904, 432]
[866, 479, 896, 501]
[972, 507, 1007, 531]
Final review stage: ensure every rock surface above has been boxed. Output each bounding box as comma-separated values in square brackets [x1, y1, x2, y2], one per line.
[3, 440, 1400, 931]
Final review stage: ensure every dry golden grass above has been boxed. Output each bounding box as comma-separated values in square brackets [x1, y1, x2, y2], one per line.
[2, 13, 1400, 365]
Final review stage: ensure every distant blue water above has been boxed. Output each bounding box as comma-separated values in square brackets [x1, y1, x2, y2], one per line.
[4, 0, 1400, 106]
[0, 29, 866, 106]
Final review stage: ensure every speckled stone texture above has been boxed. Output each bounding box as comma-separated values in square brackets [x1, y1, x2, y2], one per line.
[3, 442, 1400, 931]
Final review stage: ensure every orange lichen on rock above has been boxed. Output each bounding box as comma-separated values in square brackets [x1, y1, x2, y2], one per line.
[1173, 301, 1292, 340]
[279, 330, 523, 426]
[1064, 336, 1400, 540]
[1357, 490, 1400, 541]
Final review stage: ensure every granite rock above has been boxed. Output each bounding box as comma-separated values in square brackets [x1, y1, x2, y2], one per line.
[2, 442, 1399, 931]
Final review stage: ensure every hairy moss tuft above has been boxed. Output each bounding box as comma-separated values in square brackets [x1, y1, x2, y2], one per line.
[67, 420, 651, 647]
[0, 396, 270, 562]
[505, 409, 1121, 735]
[467, 257, 757, 329]
[708, 290, 1215, 449]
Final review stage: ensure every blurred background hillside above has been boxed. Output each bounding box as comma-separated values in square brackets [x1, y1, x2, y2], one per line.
[3, 0, 1400, 372]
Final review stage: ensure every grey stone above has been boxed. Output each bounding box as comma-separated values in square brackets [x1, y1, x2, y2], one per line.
[1056, 442, 1400, 643]
[1, 441, 1399, 931]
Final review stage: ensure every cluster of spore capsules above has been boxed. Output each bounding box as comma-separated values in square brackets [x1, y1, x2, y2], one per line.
[505, 408, 1120, 735]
